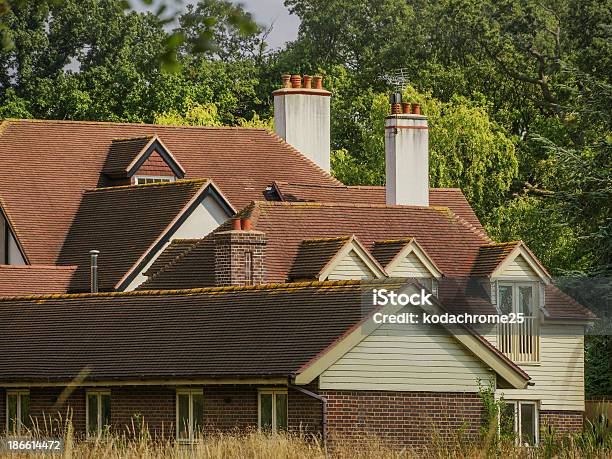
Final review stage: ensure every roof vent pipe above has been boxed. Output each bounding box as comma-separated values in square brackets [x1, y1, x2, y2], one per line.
[89, 250, 100, 293]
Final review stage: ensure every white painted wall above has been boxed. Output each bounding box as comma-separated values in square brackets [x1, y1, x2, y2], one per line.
[123, 194, 230, 291]
[327, 250, 376, 280]
[385, 115, 429, 207]
[320, 304, 495, 392]
[497, 324, 585, 411]
[0, 211, 25, 265]
[387, 251, 431, 277]
[274, 91, 331, 172]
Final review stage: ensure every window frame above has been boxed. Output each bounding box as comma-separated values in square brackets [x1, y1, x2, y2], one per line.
[175, 388, 204, 443]
[85, 389, 111, 438]
[257, 388, 288, 433]
[500, 400, 539, 446]
[496, 281, 539, 316]
[5, 389, 29, 435]
[134, 175, 176, 185]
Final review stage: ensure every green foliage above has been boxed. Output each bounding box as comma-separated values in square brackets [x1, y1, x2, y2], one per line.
[154, 99, 222, 126]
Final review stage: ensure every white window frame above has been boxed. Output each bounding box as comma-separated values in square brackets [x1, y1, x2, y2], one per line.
[175, 389, 203, 443]
[134, 175, 176, 185]
[5, 389, 29, 434]
[501, 400, 539, 446]
[257, 388, 288, 433]
[85, 390, 111, 438]
[496, 281, 539, 315]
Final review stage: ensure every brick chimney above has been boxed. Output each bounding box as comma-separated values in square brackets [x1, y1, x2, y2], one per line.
[214, 218, 266, 286]
[385, 94, 429, 206]
[273, 74, 332, 172]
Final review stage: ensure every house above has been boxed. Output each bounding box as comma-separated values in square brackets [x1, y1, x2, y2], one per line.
[0, 76, 595, 448]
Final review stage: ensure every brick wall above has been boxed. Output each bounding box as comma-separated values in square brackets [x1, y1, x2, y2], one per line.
[322, 390, 484, 448]
[111, 386, 175, 438]
[0, 388, 4, 434]
[203, 385, 258, 431]
[540, 410, 584, 436]
[214, 230, 266, 286]
[288, 386, 323, 435]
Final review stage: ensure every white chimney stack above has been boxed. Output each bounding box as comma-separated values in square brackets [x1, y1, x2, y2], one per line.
[385, 95, 429, 206]
[273, 74, 331, 172]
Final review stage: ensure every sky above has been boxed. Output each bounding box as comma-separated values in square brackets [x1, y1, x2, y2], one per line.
[133, 0, 300, 50]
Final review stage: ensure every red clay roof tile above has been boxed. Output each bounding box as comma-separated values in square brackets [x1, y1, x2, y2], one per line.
[0, 265, 76, 296]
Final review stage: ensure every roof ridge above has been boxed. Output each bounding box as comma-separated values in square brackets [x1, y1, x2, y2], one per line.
[303, 235, 353, 243]
[482, 240, 521, 247]
[0, 265, 77, 270]
[254, 200, 448, 211]
[111, 135, 155, 142]
[0, 279, 370, 302]
[373, 238, 413, 245]
[88, 178, 209, 193]
[276, 182, 462, 193]
[2, 118, 269, 131]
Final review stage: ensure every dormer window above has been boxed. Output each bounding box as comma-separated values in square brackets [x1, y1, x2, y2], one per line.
[134, 175, 176, 185]
[102, 135, 185, 186]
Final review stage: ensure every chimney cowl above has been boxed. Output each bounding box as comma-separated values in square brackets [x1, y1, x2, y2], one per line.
[281, 74, 291, 88]
[313, 75, 323, 89]
[411, 103, 421, 115]
[303, 75, 312, 89]
[241, 217, 252, 231]
[290, 74, 302, 88]
[232, 218, 242, 231]
[89, 249, 100, 294]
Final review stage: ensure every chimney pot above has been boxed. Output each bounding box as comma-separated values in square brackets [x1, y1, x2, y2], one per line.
[303, 75, 312, 89]
[313, 75, 323, 89]
[232, 218, 242, 231]
[241, 217, 252, 231]
[402, 102, 411, 114]
[411, 103, 421, 115]
[391, 104, 402, 115]
[281, 74, 291, 88]
[290, 74, 302, 88]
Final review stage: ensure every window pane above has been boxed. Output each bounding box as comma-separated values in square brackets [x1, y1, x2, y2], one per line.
[177, 394, 190, 440]
[192, 393, 203, 437]
[20, 394, 30, 430]
[275, 394, 288, 431]
[101, 394, 111, 433]
[419, 278, 432, 292]
[500, 403, 515, 438]
[260, 394, 273, 431]
[520, 403, 536, 446]
[87, 394, 98, 435]
[7, 394, 17, 433]
[519, 286, 533, 315]
[499, 285, 513, 314]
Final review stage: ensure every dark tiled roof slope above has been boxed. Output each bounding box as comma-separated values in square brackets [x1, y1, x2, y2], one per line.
[0, 119, 340, 265]
[144, 239, 199, 277]
[470, 242, 521, 277]
[143, 201, 491, 289]
[0, 265, 76, 296]
[370, 239, 413, 267]
[289, 236, 352, 280]
[0, 280, 402, 382]
[101, 136, 153, 176]
[273, 181, 486, 236]
[58, 180, 207, 292]
[544, 285, 597, 320]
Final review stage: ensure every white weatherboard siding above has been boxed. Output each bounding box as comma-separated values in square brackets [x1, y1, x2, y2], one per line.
[499, 254, 540, 280]
[387, 251, 431, 277]
[327, 250, 376, 280]
[497, 324, 585, 411]
[124, 195, 230, 291]
[320, 305, 494, 392]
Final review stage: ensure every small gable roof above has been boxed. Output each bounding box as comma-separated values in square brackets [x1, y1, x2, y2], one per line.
[289, 235, 386, 281]
[58, 179, 227, 292]
[371, 237, 441, 277]
[102, 135, 185, 179]
[472, 241, 551, 281]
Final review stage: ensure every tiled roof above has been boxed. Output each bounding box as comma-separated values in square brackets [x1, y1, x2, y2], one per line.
[0, 265, 77, 296]
[272, 181, 487, 236]
[143, 201, 491, 289]
[289, 236, 352, 280]
[57, 179, 209, 292]
[0, 280, 398, 382]
[544, 285, 597, 320]
[143, 239, 199, 277]
[0, 279, 528, 383]
[470, 241, 521, 277]
[0, 119, 339, 265]
[370, 238, 413, 267]
[102, 136, 154, 176]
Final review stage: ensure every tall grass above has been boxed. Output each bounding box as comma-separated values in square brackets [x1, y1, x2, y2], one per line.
[3, 415, 610, 459]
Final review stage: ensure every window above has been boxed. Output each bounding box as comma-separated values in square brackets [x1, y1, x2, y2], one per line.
[6, 390, 30, 434]
[86, 390, 111, 437]
[500, 401, 539, 446]
[134, 176, 175, 185]
[176, 389, 203, 442]
[496, 282, 540, 362]
[258, 388, 287, 433]
[244, 252, 253, 285]
[419, 277, 438, 297]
